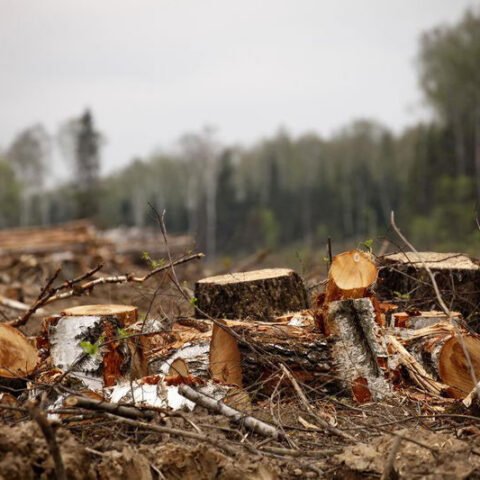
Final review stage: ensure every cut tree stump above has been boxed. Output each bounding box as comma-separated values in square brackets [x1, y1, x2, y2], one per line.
[326, 298, 390, 402]
[195, 268, 308, 321]
[45, 304, 147, 390]
[0, 324, 38, 389]
[325, 250, 378, 303]
[400, 323, 480, 398]
[377, 252, 480, 325]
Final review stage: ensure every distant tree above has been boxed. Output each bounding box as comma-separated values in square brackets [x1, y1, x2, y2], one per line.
[7, 124, 49, 225]
[0, 157, 22, 228]
[418, 8, 480, 197]
[59, 109, 103, 219]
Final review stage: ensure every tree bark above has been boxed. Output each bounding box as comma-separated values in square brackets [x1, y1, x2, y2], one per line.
[195, 268, 309, 321]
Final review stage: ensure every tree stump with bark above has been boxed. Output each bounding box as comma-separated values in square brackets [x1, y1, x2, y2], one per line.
[377, 252, 480, 326]
[195, 268, 309, 321]
[44, 304, 147, 389]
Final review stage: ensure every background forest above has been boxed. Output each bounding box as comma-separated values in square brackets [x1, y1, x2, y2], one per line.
[1, 8, 480, 260]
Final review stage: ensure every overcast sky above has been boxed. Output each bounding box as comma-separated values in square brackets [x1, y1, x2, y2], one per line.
[0, 0, 478, 177]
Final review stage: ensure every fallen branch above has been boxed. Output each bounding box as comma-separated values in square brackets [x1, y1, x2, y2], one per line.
[0, 295, 44, 313]
[178, 384, 283, 440]
[9, 252, 204, 328]
[64, 396, 155, 420]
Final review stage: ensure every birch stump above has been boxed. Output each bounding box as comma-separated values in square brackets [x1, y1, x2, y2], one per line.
[0, 324, 38, 390]
[45, 304, 147, 390]
[326, 298, 390, 402]
[195, 268, 308, 321]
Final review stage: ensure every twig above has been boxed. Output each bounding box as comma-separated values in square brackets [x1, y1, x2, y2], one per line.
[28, 400, 67, 480]
[178, 384, 284, 440]
[381, 436, 402, 480]
[64, 396, 155, 420]
[0, 295, 43, 313]
[279, 364, 355, 442]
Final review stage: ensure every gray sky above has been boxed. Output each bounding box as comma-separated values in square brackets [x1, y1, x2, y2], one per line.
[0, 0, 478, 178]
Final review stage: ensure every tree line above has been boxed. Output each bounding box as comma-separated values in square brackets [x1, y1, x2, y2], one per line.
[1, 8, 480, 258]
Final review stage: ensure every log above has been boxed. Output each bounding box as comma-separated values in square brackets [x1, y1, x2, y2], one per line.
[392, 310, 462, 329]
[399, 323, 480, 398]
[46, 304, 147, 390]
[326, 298, 391, 402]
[0, 324, 38, 389]
[195, 268, 308, 321]
[209, 317, 334, 394]
[377, 252, 480, 324]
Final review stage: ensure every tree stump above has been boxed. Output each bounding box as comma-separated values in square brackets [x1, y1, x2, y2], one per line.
[0, 324, 38, 390]
[326, 298, 391, 402]
[195, 268, 308, 321]
[377, 252, 480, 326]
[46, 304, 147, 389]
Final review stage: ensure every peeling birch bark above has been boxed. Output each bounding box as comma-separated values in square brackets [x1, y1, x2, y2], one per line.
[326, 298, 390, 402]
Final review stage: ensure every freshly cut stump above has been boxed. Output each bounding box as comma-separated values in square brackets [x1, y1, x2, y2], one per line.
[195, 268, 308, 321]
[0, 324, 38, 388]
[46, 304, 147, 390]
[377, 252, 480, 324]
[326, 298, 390, 402]
[325, 250, 378, 303]
[402, 323, 480, 398]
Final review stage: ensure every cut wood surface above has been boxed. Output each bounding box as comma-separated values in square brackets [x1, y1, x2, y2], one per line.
[325, 250, 378, 303]
[61, 304, 138, 325]
[195, 268, 308, 321]
[378, 252, 480, 323]
[0, 324, 38, 379]
[399, 323, 480, 398]
[326, 298, 390, 402]
[48, 304, 147, 389]
[209, 322, 243, 386]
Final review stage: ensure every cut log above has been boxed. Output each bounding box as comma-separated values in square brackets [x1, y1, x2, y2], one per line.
[392, 310, 462, 329]
[399, 323, 480, 398]
[326, 298, 390, 402]
[195, 268, 308, 321]
[209, 317, 334, 394]
[0, 324, 38, 389]
[325, 250, 378, 303]
[377, 252, 480, 324]
[46, 304, 147, 390]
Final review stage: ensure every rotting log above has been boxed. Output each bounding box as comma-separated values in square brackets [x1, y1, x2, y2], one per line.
[209, 317, 334, 394]
[399, 323, 480, 398]
[195, 268, 309, 321]
[377, 252, 480, 325]
[0, 324, 38, 390]
[44, 304, 147, 390]
[326, 298, 391, 402]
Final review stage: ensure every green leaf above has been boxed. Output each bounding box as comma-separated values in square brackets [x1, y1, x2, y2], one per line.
[80, 341, 98, 356]
[360, 239, 374, 251]
[189, 297, 198, 306]
[117, 327, 129, 339]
